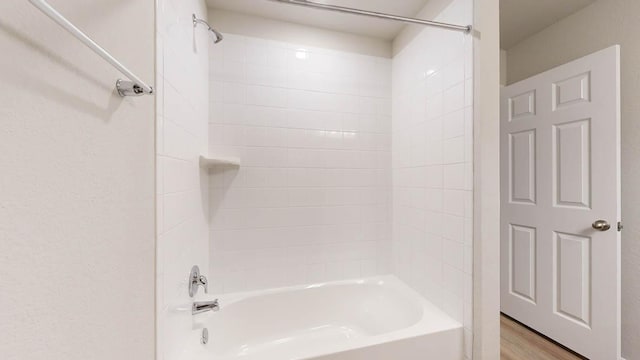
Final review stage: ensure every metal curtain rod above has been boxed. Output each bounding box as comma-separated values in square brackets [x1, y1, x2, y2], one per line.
[28, 0, 154, 96]
[270, 0, 472, 33]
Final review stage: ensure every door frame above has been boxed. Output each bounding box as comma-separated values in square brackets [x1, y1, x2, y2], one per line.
[472, 0, 501, 359]
[498, 46, 622, 359]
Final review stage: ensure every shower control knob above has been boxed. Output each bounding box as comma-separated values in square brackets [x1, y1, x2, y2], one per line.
[189, 265, 209, 297]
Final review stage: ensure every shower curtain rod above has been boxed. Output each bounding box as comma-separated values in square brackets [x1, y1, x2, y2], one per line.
[28, 0, 154, 96]
[269, 0, 472, 33]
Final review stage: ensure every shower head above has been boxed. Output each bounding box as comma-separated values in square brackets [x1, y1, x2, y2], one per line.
[193, 14, 224, 44]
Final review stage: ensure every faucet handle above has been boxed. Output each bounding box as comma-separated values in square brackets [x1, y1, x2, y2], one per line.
[189, 265, 209, 297]
[198, 274, 208, 294]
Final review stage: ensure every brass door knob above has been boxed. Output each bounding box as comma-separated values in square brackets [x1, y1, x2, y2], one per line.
[592, 220, 611, 231]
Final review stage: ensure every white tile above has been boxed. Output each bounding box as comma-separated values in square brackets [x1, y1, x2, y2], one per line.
[246, 85, 288, 108]
[443, 239, 464, 270]
[442, 289, 464, 323]
[443, 137, 465, 164]
[444, 82, 465, 114]
[287, 149, 326, 168]
[464, 300, 473, 330]
[157, 195, 164, 234]
[288, 188, 326, 207]
[443, 109, 465, 139]
[465, 78, 474, 107]
[164, 120, 198, 161]
[426, 71, 444, 98]
[464, 191, 473, 219]
[419, 166, 442, 189]
[246, 64, 287, 87]
[444, 163, 466, 189]
[444, 190, 465, 216]
[209, 124, 244, 146]
[464, 217, 473, 247]
[222, 82, 247, 104]
[426, 92, 444, 120]
[157, 114, 165, 156]
[245, 106, 289, 128]
[243, 126, 286, 147]
[425, 189, 444, 211]
[443, 264, 464, 297]
[235, 168, 288, 188]
[463, 245, 473, 275]
[211, 60, 245, 83]
[464, 162, 474, 191]
[464, 106, 474, 162]
[443, 59, 465, 90]
[464, 273, 473, 303]
[163, 157, 192, 194]
[222, 38, 247, 63]
[241, 147, 288, 167]
[442, 214, 464, 242]
[163, 191, 189, 231]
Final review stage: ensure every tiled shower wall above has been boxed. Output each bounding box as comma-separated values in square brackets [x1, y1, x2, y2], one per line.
[156, 0, 210, 359]
[207, 34, 392, 294]
[391, 0, 474, 358]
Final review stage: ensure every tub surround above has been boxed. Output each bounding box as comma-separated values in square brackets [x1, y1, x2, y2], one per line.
[207, 33, 393, 294]
[199, 0, 474, 358]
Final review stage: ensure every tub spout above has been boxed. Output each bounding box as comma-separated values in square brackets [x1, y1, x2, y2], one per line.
[192, 299, 220, 315]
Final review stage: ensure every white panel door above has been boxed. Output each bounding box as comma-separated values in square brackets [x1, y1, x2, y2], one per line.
[500, 46, 621, 360]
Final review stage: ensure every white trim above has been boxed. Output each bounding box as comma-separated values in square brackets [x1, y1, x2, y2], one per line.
[472, 0, 501, 359]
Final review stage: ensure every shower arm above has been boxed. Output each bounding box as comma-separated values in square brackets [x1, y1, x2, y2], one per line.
[193, 14, 224, 44]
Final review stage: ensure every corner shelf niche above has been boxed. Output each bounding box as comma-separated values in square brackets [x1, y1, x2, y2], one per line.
[199, 155, 241, 169]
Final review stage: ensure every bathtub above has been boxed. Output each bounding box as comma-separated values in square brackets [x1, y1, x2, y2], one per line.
[194, 275, 463, 360]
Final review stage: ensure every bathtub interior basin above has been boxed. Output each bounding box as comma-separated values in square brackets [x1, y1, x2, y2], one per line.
[195, 275, 463, 360]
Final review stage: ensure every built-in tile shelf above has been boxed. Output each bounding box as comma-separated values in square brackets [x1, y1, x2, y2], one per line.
[199, 155, 241, 168]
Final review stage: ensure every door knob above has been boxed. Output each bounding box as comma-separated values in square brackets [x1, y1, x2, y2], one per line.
[592, 220, 611, 231]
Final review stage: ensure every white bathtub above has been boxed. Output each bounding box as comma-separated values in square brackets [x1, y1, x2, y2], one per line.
[194, 275, 463, 360]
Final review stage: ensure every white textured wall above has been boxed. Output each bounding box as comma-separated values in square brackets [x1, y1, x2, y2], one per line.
[391, 0, 474, 358]
[505, 0, 640, 357]
[0, 1, 155, 360]
[156, 0, 210, 359]
[207, 33, 392, 294]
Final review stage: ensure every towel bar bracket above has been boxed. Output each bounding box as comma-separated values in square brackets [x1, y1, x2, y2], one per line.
[116, 79, 154, 97]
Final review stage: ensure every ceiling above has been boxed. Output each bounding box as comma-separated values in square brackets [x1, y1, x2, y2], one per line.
[501, 0, 596, 49]
[206, 0, 431, 40]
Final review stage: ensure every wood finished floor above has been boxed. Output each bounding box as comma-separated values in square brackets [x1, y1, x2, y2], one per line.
[501, 314, 587, 360]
